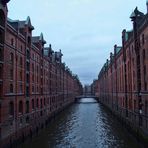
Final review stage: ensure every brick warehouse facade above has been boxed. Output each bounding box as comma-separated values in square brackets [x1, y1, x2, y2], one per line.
[93, 2, 148, 143]
[0, 1, 83, 147]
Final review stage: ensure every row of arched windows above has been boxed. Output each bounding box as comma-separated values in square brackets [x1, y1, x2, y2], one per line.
[8, 98, 48, 116]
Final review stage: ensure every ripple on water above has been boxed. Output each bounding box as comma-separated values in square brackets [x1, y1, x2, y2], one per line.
[20, 98, 143, 148]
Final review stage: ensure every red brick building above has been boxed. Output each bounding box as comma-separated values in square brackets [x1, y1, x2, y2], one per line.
[0, 1, 83, 147]
[93, 2, 148, 139]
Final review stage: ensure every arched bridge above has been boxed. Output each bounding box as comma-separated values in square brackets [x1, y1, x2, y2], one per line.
[75, 95, 98, 104]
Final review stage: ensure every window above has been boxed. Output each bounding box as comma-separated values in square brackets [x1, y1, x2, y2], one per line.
[9, 101, 14, 116]
[10, 69, 13, 80]
[134, 100, 136, 111]
[27, 62, 30, 71]
[142, 34, 145, 45]
[20, 45, 23, 51]
[32, 63, 34, 72]
[0, 30, 4, 44]
[27, 50, 30, 59]
[11, 38, 14, 46]
[26, 86, 29, 97]
[0, 48, 3, 61]
[20, 83, 23, 93]
[32, 85, 34, 92]
[0, 84, 2, 97]
[40, 99, 42, 108]
[20, 57, 23, 67]
[144, 82, 147, 91]
[44, 98, 46, 106]
[10, 84, 13, 93]
[20, 71, 22, 81]
[28, 36, 31, 45]
[32, 99, 34, 110]
[10, 53, 14, 64]
[19, 101, 23, 113]
[26, 101, 29, 113]
[32, 74, 34, 82]
[36, 99, 39, 108]
[26, 74, 29, 83]
[0, 66, 2, 80]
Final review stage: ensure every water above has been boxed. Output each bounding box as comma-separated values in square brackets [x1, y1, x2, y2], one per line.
[21, 98, 141, 148]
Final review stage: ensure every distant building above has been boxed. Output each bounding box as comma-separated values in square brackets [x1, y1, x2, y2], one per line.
[83, 85, 92, 96]
[0, 1, 83, 147]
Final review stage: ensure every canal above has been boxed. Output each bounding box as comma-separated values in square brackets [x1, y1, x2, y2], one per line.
[20, 98, 142, 148]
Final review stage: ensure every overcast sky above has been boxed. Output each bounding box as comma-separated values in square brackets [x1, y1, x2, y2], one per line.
[8, 0, 146, 85]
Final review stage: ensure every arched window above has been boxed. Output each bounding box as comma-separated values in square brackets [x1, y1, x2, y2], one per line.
[142, 34, 145, 45]
[36, 98, 39, 108]
[9, 101, 14, 116]
[19, 100, 23, 113]
[26, 101, 29, 113]
[44, 98, 46, 106]
[28, 36, 31, 45]
[20, 71, 22, 81]
[32, 99, 34, 110]
[20, 57, 23, 67]
[11, 38, 14, 46]
[10, 84, 13, 93]
[10, 68, 13, 80]
[10, 52, 14, 64]
[40, 99, 42, 108]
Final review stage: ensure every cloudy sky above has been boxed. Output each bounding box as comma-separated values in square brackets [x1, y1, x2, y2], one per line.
[8, 0, 146, 85]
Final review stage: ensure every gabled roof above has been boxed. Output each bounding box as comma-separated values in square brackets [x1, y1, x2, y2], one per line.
[25, 16, 34, 30]
[7, 16, 34, 30]
[125, 30, 133, 41]
[32, 33, 46, 44]
[130, 7, 144, 20]
[116, 47, 122, 54]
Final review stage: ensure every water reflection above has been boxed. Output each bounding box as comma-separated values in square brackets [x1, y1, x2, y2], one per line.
[21, 98, 141, 148]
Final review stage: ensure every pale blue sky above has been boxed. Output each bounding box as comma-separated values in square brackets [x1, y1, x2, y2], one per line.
[8, 0, 146, 85]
